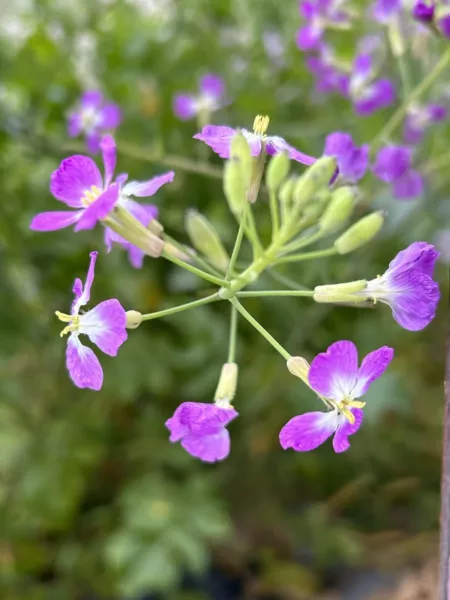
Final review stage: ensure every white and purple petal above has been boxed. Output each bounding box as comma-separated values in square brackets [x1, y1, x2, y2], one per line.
[74, 183, 120, 232]
[50, 155, 103, 207]
[193, 125, 238, 158]
[352, 347, 394, 397]
[308, 340, 359, 401]
[66, 335, 103, 391]
[98, 103, 122, 129]
[173, 94, 198, 120]
[72, 250, 98, 313]
[181, 429, 231, 463]
[354, 79, 396, 115]
[100, 135, 117, 187]
[81, 90, 103, 110]
[332, 408, 364, 453]
[122, 171, 174, 198]
[29, 210, 84, 232]
[199, 74, 225, 101]
[279, 410, 338, 452]
[79, 298, 128, 356]
[266, 136, 316, 165]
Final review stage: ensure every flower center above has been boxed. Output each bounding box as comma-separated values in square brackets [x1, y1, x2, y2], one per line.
[336, 398, 366, 424]
[55, 311, 80, 337]
[81, 185, 102, 207]
[80, 106, 100, 131]
[253, 114, 270, 136]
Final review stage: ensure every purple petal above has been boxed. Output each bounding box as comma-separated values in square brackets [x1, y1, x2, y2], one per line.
[279, 411, 338, 451]
[296, 25, 323, 51]
[440, 15, 450, 38]
[177, 402, 238, 435]
[324, 132, 353, 157]
[403, 115, 425, 145]
[372, 146, 412, 183]
[352, 347, 394, 397]
[354, 79, 396, 115]
[122, 171, 174, 197]
[68, 112, 82, 137]
[324, 132, 368, 182]
[127, 245, 146, 269]
[100, 135, 116, 187]
[81, 90, 103, 110]
[388, 242, 439, 277]
[181, 429, 231, 462]
[86, 132, 101, 154]
[72, 251, 97, 313]
[413, 1, 435, 22]
[308, 340, 359, 401]
[79, 299, 128, 356]
[387, 269, 440, 331]
[193, 125, 238, 158]
[66, 335, 103, 391]
[299, 0, 318, 19]
[98, 103, 122, 129]
[266, 136, 316, 165]
[332, 409, 364, 453]
[173, 94, 197, 120]
[74, 183, 119, 232]
[373, 0, 401, 22]
[353, 53, 373, 80]
[199, 74, 225, 100]
[29, 210, 83, 231]
[428, 104, 447, 122]
[393, 170, 423, 200]
[50, 155, 103, 207]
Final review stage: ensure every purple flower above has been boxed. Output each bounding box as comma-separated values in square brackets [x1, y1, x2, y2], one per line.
[55, 251, 127, 391]
[372, 145, 423, 199]
[360, 242, 440, 331]
[194, 116, 316, 165]
[280, 341, 394, 453]
[173, 74, 226, 121]
[104, 171, 174, 268]
[373, 0, 402, 23]
[412, 1, 450, 36]
[30, 135, 120, 233]
[324, 132, 369, 183]
[305, 45, 350, 96]
[349, 52, 396, 115]
[68, 90, 121, 154]
[412, 1, 435, 23]
[166, 401, 238, 462]
[296, 0, 351, 51]
[403, 103, 447, 144]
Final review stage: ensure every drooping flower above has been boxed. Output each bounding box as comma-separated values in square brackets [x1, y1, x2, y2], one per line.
[173, 74, 226, 121]
[55, 251, 127, 390]
[165, 401, 238, 462]
[68, 90, 121, 154]
[324, 132, 369, 183]
[403, 103, 447, 144]
[348, 47, 396, 115]
[194, 115, 316, 165]
[296, 0, 351, 51]
[372, 145, 423, 199]
[280, 341, 394, 453]
[30, 135, 120, 232]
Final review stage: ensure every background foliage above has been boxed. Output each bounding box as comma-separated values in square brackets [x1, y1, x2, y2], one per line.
[0, 0, 448, 598]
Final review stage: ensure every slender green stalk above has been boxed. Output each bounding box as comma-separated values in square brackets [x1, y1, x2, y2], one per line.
[275, 247, 337, 264]
[227, 205, 249, 280]
[227, 305, 239, 363]
[371, 48, 450, 153]
[280, 230, 323, 255]
[140, 293, 220, 321]
[269, 191, 280, 242]
[245, 206, 264, 259]
[229, 298, 291, 361]
[162, 234, 225, 278]
[236, 290, 314, 298]
[162, 249, 230, 288]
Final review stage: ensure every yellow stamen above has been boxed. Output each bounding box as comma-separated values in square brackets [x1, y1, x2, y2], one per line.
[81, 185, 102, 207]
[253, 115, 270, 136]
[337, 399, 366, 424]
[55, 311, 80, 337]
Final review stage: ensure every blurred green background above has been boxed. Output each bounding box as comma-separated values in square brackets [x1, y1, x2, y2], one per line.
[0, 0, 448, 598]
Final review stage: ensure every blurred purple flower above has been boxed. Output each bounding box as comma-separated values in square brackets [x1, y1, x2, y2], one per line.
[55, 251, 127, 391]
[305, 45, 350, 95]
[403, 103, 447, 144]
[166, 401, 238, 462]
[68, 90, 121, 154]
[412, 1, 450, 36]
[324, 132, 369, 183]
[349, 51, 396, 115]
[373, 0, 402, 23]
[296, 0, 351, 51]
[173, 74, 226, 121]
[372, 146, 424, 200]
[280, 341, 393, 453]
[412, 0, 435, 23]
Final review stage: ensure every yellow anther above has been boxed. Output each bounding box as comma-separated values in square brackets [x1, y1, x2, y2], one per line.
[55, 311, 73, 323]
[81, 185, 102, 207]
[56, 311, 79, 337]
[340, 407, 355, 424]
[337, 399, 366, 424]
[253, 115, 270, 136]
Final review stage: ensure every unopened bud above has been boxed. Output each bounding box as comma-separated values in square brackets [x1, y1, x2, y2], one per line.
[148, 219, 164, 236]
[185, 210, 229, 272]
[334, 211, 385, 254]
[224, 160, 247, 215]
[164, 242, 193, 262]
[319, 186, 357, 234]
[214, 362, 239, 405]
[292, 156, 336, 215]
[266, 151, 290, 193]
[230, 133, 252, 186]
[125, 310, 143, 329]
[287, 357, 310, 383]
[314, 280, 368, 304]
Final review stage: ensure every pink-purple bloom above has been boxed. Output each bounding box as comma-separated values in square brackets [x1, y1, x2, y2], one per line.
[165, 402, 238, 462]
[305, 45, 350, 96]
[372, 146, 423, 200]
[403, 103, 447, 144]
[359, 242, 440, 331]
[173, 74, 226, 121]
[324, 132, 369, 183]
[280, 341, 394, 453]
[412, 1, 435, 23]
[348, 51, 396, 115]
[30, 135, 120, 233]
[194, 118, 316, 165]
[56, 251, 127, 391]
[296, 0, 351, 51]
[413, 1, 450, 36]
[68, 90, 121, 154]
[373, 0, 402, 22]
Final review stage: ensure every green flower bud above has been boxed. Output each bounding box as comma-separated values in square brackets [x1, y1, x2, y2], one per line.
[318, 186, 357, 234]
[266, 151, 290, 193]
[125, 310, 143, 329]
[291, 156, 336, 215]
[279, 177, 296, 219]
[314, 280, 368, 304]
[214, 362, 239, 405]
[287, 357, 310, 383]
[230, 133, 252, 186]
[185, 210, 229, 272]
[148, 219, 164, 236]
[334, 211, 385, 254]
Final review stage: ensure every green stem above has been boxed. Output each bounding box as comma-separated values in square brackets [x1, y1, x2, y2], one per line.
[280, 230, 323, 255]
[162, 249, 230, 288]
[229, 298, 291, 361]
[245, 206, 264, 259]
[236, 290, 314, 298]
[140, 293, 220, 321]
[227, 305, 238, 363]
[275, 247, 337, 264]
[371, 47, 450, 154]
[227, 205, 249, 280]
[269, 191, 280, 242]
